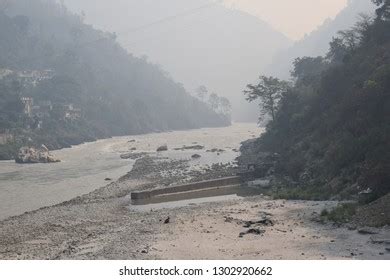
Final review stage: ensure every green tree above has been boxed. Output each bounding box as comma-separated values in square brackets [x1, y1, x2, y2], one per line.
[219, 96, 232, 116]
[196, 85, 208, 101]
[372, 0, 390, 20]
[244, 76, 289, 122]
[208, 92, 220, 111]
[292, 56, 328, 85]
[327, 15, 373, 63]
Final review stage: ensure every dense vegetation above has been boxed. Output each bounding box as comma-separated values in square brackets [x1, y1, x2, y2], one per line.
[243, 1, 390, 202]
[0, 0, 229, 159]
[266, 0, 375, 79]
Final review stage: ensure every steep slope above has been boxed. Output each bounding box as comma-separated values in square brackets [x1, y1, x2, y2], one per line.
[63, 0, 292, 121]
[240, 2, 390, 202]
[267, 0, 376, 79]
[0, 0, 229, 159]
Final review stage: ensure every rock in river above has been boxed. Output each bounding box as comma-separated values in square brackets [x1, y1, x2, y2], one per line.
[157, 145, 168, 152]
[15, 145, 60, 164]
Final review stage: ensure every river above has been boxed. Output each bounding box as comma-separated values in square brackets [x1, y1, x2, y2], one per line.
[0, 123, 261, 221]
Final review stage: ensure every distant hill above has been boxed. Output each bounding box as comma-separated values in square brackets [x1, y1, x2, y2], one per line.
[0, 0, 229, 159]
[63, 0, 292, 121]
[266, 0, 375, 79]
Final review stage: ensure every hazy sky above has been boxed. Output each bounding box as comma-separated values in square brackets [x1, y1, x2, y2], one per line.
[224, 0, 349, 40]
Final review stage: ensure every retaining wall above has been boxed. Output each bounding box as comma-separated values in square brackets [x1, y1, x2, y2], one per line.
[131, 176, 243, 200]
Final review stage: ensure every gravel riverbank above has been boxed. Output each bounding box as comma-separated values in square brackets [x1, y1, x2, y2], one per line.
[0, 154, 389, 260]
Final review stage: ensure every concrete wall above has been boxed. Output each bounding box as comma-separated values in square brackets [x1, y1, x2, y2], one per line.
[131, 176, 243, 200]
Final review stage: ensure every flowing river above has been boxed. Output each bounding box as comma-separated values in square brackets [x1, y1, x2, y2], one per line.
[0, 123, 261, 221]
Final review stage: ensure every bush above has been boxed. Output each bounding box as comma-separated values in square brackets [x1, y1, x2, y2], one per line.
[0, 143, 20, 160]
[321, 203, 358, 224]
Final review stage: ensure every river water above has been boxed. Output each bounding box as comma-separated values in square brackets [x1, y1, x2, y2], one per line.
[0, 123, 261, 220]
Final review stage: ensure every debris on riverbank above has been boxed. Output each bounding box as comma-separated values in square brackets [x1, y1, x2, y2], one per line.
[174, 145, 204, 151]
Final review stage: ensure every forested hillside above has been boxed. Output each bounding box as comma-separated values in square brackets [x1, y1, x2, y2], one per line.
[241, 0, 390, 204]
[266, 0, 375, 79]
[0, 0, 229, 159]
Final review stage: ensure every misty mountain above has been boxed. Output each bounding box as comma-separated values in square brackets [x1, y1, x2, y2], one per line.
[0, 0, 229, 159]
[266, 0, 376, 79]
[63, 0, 292, 121]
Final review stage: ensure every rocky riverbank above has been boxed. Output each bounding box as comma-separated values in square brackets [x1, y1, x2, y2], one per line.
[0, 153, 389, 260]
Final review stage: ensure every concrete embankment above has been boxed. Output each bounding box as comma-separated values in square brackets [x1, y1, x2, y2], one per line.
[131, 176, 243, 200]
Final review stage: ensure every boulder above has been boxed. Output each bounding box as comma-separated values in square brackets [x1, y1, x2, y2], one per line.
[191, 154, 201, 159]
[157, 145, 168, 152]
[15, 146, 60, 164]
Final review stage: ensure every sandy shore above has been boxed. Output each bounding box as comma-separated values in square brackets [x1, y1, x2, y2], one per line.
[0, 156, 389, 260]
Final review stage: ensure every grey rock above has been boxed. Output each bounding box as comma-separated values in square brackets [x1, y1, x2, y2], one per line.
[358, 228, 380, 235]
[157, 145, 168, 152]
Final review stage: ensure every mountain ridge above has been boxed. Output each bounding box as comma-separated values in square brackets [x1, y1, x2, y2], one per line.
[0, 0, 229, 160]
[63, 0, 292, 121]
[266, 0, 376, 79]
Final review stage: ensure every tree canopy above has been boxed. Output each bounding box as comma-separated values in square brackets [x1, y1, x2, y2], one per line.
[244, 76, 290, 122]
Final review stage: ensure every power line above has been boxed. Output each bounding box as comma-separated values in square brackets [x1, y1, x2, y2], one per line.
[119, 0, 223, 35]
[9, 0, 224, 65]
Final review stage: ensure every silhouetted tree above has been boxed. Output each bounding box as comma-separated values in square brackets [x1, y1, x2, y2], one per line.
[292, 56, 328, 85]
[219, 96, 232, 116]
[244, 76, 289, 122]
[208, 93, 220, 111]
[196, 85, 208, 101]
[372, 0, 390, 20]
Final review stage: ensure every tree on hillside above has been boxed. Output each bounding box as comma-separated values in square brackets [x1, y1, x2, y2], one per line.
[372, 0, 390, 20]
[0, 80, 23, 129]
[244, 76, 290, 122]
[208, 92, 220, 111]
[327, 15, 373, 63]
[196, 85, 208, 102]
[292, 56, 329, 85]
[219, 96, 232, 116]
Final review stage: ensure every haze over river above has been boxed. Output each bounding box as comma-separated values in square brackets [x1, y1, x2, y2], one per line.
[0, 123, 261, 221]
